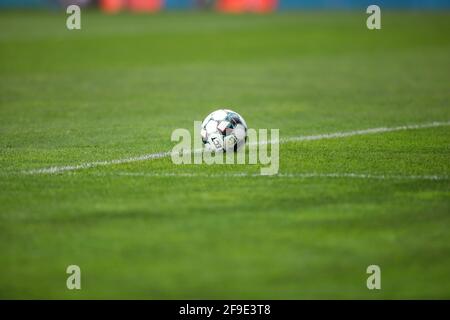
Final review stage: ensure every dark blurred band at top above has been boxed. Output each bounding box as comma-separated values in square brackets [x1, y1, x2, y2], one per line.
[0, 0, 449, 12]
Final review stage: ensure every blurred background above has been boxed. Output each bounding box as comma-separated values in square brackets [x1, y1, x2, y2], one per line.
[0, 0, 449, 300]
[0, 0, 449, 12]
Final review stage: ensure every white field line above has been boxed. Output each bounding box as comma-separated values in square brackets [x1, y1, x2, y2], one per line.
[92, 171, 449, 181]
[24, 121, 450, 175]
[275, 121, 450, 145]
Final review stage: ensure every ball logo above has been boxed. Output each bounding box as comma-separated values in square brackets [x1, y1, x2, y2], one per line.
[211, 136, 222, 150]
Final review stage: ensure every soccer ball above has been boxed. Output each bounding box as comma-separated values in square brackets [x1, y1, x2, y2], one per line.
[201, 109, 248, 152]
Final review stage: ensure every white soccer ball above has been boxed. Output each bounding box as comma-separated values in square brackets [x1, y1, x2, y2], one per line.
[201, 109, 248, 152]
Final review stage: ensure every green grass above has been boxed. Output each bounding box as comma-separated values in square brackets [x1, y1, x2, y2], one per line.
[0, 10, 449, 299]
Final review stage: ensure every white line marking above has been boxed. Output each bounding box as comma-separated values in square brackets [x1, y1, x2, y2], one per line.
[91, 171, 449, 181]
[277, 121, 450, 144]
[24, 121, 450, 175]
[25, 151, 172, 175]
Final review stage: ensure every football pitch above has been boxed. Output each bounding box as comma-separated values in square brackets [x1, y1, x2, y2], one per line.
[0, 10, 449, 299]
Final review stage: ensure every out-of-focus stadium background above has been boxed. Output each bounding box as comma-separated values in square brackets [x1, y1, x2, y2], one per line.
[1, 0, 449, 11]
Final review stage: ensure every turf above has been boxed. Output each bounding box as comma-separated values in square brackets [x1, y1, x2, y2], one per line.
[0, 10, 449, 299]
